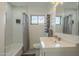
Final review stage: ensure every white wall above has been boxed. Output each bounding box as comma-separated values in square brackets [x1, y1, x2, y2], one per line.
[5, 3, 13, 55]
[7, 4, 49, 55]
[55, 10, 64, 33]
[5, 3, 25, 56]
[12, 6, 28, 46]
[0, 2, 14, 56]
[10, 6, 29, 55]
[28, 5, 49, 49]
[11, 5, 49, 49]
[76, 7, 79, 35]
[0, 2, 6, 56]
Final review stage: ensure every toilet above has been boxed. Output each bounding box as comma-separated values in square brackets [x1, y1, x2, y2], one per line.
[33, 43, 41, 49]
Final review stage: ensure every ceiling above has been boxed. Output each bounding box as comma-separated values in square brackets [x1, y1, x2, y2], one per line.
[9, 2, 52, 6]
[63, 2, 78, 9]
[9, 2, 78, 9]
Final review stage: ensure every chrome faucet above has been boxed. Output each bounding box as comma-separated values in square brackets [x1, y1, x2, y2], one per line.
[48, 29, 53, 37]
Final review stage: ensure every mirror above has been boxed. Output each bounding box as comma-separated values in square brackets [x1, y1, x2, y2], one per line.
[54, 2, 79, 36]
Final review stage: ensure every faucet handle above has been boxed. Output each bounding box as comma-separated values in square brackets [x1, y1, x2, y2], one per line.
[58, 37, 61, 41]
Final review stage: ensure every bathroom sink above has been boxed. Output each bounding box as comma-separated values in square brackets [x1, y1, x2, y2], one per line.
[52, 43, 63, 48]
[40, 37, 76, 48]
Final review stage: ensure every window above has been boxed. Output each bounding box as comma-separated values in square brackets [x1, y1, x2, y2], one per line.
[38, 16, 44, 24]
[55, 16, 61, 24]
[31, 16, 38, 24]
[31, 15, 44, 25]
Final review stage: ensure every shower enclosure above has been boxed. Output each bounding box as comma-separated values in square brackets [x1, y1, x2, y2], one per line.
[0, 3, 26, 56]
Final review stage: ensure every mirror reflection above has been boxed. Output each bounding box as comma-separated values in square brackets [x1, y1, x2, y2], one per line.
[54, 2, 78, 35]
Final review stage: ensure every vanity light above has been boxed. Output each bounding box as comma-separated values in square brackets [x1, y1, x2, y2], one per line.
[60, 2, 63, 5]
[51, 2, 64, 5]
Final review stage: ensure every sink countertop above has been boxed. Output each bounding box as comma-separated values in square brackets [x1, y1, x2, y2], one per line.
[54, 33, 79, 44]
[40, 37, 76, 48]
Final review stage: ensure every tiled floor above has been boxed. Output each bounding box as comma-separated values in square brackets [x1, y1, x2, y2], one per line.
[22, 49, 40, 56]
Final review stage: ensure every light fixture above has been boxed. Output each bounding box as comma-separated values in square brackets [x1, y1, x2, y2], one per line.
[60, 2, 63, 5]
[52, 2, 63, 5]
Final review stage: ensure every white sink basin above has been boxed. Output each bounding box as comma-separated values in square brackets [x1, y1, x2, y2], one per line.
[40, 37, 76, 48]
[52, 43, 63, 48]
